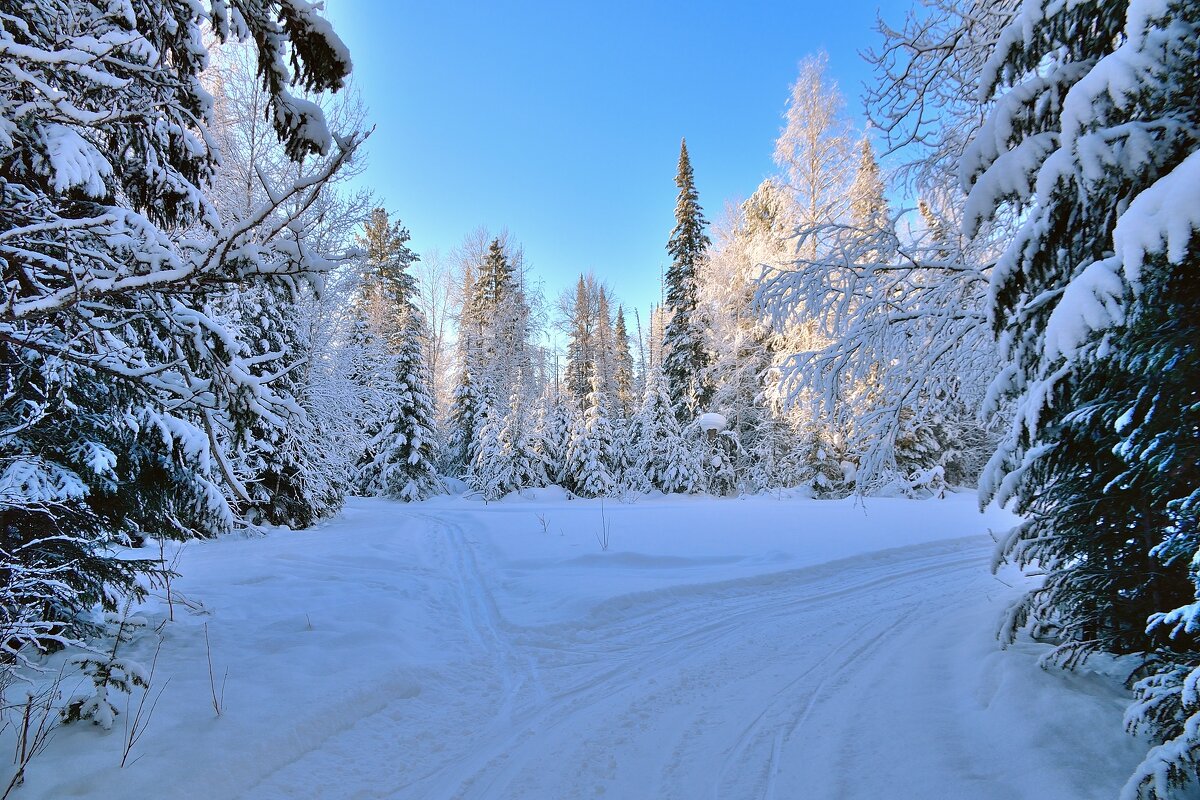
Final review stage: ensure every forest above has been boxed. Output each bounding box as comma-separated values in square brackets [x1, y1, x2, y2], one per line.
[1, 0, 1198, 797]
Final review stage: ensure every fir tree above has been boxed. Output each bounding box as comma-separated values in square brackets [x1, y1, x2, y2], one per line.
[473, 374, 549, 500]
[234, 281, 342, 528]
[565, 275, 593, 406]
[535, 383, 574, 485]
[632, 364, 702, 495]
[848, 136, 889, 232]
[564, 368, 618, 498]
[0, 0, 356, 653]
[447, 264, 482, 474]
[962, 0, 1200, 794]
[663, 138, 713, 421]
[354, 211, 444, 501]
[357, 208, 420, 346]
[613, 306, 637, 420]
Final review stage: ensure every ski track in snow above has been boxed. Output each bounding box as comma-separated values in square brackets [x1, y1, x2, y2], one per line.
[21, 496, 1139, 800]
[231, 507, 1107, 800]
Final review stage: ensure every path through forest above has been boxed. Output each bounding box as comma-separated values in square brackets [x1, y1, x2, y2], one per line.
[20, 494, 1142, 800]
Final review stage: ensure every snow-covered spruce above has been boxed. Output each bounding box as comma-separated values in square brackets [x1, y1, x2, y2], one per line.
[631, 365, 702, 495]
[959, 0, 1200, 795]
[662, 139, 715, 422]
[0, 0, 357, 655]
[355, 210, 445, 502]
[563, 368, 620, 498]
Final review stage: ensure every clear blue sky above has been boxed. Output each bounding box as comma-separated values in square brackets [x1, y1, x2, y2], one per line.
[323, 0, 902, 315]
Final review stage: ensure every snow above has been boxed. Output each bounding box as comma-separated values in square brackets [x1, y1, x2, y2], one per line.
[1043, 256, 1125, 362]
[696, 411, 728, 431]
[1113, 149, 1200, 288]
[7, 492, 1144, 799]
[41, 123, 112, 198]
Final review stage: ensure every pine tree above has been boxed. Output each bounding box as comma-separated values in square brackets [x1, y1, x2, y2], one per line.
[961, 0, 1200, 795]
[663, 138, 713, 421]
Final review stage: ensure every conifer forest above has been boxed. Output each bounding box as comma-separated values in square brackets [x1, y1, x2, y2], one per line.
[0, 1, 1198, 798]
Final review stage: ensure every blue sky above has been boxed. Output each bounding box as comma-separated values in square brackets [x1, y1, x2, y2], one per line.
[323, 0, 902, 314]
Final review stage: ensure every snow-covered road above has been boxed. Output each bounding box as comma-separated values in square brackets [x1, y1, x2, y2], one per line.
[20, 493, 1144, 799]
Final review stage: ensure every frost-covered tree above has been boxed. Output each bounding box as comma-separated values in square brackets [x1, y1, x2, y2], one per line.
[613, 307, 637, 420]
[535, 383, 574, 485]
[565, 275, 594, 406]
[355, 211, 443, 501]
[0, 0, 357, 653]
[594, 288, 616, 408]
[356, 317, 444, 502]
[957, 0, 1200, 795]
[773, 52, 855, 257]
[632, 364, 702, 495]
[564, 368, 619, 498]
[471, 374, 549, 500]
[231, 282, 333, 528]
[452, 233, 541, 488]
[663, 139, 713, 420]
[205, 43, 370, 529]
[760, 45, 999, 492]
[700, 182, 805, 494]
[447, 262, 482, 474]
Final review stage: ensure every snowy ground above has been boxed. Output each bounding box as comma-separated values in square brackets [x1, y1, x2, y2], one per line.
[11, 490, 1145, 799]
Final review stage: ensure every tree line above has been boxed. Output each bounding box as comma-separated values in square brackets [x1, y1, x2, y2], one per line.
[1, 0, 1198, 795]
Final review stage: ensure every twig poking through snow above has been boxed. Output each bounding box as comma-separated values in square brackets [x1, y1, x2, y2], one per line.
[595, 500, 612, 552]
[120, 639, 168, 768]
[203, 624, 226, 718]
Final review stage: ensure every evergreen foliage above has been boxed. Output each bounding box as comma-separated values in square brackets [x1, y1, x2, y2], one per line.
[535, 383, 575, 485]
[354, 210, 444, 502]
[959, 0, 1200, 793]
[233, 282, 339, 528]
[564, 369, 619, 498]
[0, 0, 357, 654]
[663, 139, 714, 420]
[632, 365, 702, 495]
[613, 307, 637, 420]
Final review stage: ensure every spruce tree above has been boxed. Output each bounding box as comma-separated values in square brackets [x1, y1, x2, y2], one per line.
[447, 264, 482, 474]
[0, 0, 355, 653]
[848, 137, 888, 232]
[565, 275, 593, 406]
[613, 306, 637, 420]
[632, 364, 702, 495]
[474, 374, 549, 500]
[234, 281, 342, 528]
[564, 368, 619, 498]
[354, 210, 444, 501]
[535, 383, 574, 485]
[962, 0, 1200, 794]
[357, 209, 420, 345]
[663, 138, 713, 421]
